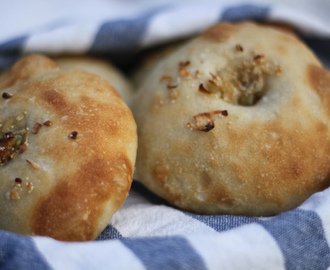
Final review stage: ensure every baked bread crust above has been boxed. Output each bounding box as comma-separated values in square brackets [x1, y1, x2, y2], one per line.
[53, 56, 134, 105]
[132, 22, 330, 216]
[0, 55, 137, 241]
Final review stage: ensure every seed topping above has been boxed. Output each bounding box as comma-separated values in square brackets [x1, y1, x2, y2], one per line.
[178, 61, 191, 77]
[15, 177, 22, 184]
[31, 122, 42, 134]
[69, 131, 78, 139]
[26, 160, 40, 170]
[43, 120, 52, 126]
[2, 92, 12, 99]
[236, 44, 244, 52]
[187, 110, 229, 132]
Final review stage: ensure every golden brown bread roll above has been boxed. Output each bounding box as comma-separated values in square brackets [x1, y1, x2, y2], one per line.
[0, 55, 137, 241]
[132, 22, 330, 216]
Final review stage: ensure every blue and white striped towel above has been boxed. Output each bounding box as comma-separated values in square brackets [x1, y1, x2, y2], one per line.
[1, 0, 330, 269]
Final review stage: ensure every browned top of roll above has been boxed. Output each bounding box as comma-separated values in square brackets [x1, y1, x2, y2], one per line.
[0, 55, 137, 241]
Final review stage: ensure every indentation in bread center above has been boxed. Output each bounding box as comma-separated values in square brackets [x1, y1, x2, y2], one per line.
[209, 53, 281, 105]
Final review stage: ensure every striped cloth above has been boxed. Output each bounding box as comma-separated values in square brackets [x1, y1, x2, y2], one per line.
[1, 0, 330, 269]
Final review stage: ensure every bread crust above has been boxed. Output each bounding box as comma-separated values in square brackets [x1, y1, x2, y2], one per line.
[53, 56, 134, 105]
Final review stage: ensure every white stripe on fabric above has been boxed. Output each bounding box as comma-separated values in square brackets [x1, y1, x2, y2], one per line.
[268, 0, 330, 36]
[141, 4, 222, 47]
[33, 236, 146, 270]
[141, 0, 261, 47]
[23, 23, 100, 55]
[187, 224, 285, 270]
[0, 0, 174, 44]
[111, 190, 217, 237]
[269, 6, 330, 36]
[299, 187, 330, 245]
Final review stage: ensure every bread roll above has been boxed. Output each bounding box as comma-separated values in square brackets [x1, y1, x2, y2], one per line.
[0, 54, 137, 241]
[132, 22, 330, 216]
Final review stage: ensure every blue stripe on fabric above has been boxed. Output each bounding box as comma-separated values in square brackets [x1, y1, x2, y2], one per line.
[0, 36, 27, 70]
[260, 209, 330, 270]
[304, 37, 330, 68]
[89, 7, 168, 54]
[0, 230, 51, 270]
[188, 209, 330, 270]
[96, 224, 123, 241]
[220, 3, 270, 22]
[132, 182, 330, 268]
[122, 236, 207, 270]
[185, 212, 259, 232]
